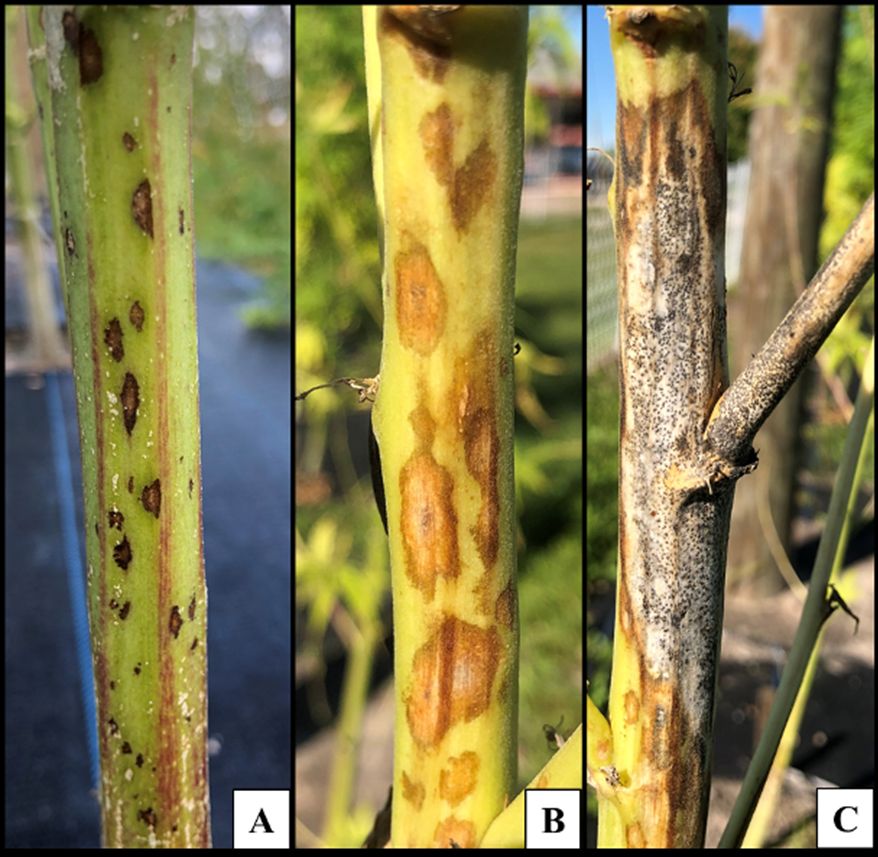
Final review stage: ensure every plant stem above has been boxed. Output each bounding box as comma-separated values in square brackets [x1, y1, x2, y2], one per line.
[603, 5, 730, 848]
[363, 5, 527, 848]
[27, 7, 210, 847]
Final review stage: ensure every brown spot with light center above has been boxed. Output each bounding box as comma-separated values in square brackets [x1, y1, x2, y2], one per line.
[122, 132, 136, 152]
[395, 235, 446, 355]
[108, 509, 124, 530]
[405, 616, 500, 748]
[399, 452, 459, 600]
[104, 318, 124, 361]
[439, 751, 479, 806]
[129, 301, 145, 331]
[141, 479, 161, 518]
[132, 179, 153, 238]
[121, 373, 139, 435]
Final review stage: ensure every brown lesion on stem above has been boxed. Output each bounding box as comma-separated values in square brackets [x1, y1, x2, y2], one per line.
[104, 318, 124, 362]
[404, 615, 499, 749]
[132, 179, 154, 238]
[380, 6, 455, 81]
[129, 301, 145, 331]
[401, 771, 425, 810]
[141, 478, 161, 518]
[399, 452, 460, 600]
[395, 234, 447, 354]
[433, 817, 476, 850]
[121, 372, 140, 435]
[113, 536, 132, 570]
[169, 606, 183, 639]
[78, 26, 103, 84]
[452, 332, 501, 572]
[438, 751, 479, 806]
[419, 104, 498, 233]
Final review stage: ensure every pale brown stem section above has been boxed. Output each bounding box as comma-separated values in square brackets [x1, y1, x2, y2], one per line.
[706, 193, 874, 464]
[603, 6, 730, 849]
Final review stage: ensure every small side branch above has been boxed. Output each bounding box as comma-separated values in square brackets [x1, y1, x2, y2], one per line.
[705, 194, 874, 464]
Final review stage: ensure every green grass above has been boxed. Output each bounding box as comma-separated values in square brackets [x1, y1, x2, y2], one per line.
[512, 215, 583, 786]
[586, 363, 619, 585]
[516, 216, 583, 357]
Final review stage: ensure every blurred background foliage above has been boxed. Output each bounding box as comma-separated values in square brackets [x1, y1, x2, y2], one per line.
[295, 4, 583, 833]
[817, 6, 875, 411]
[191, 5, 291, 330]
[5, 6, 291, 332]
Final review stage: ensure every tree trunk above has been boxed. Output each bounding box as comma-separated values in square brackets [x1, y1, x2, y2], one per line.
[27, 7, 210, 847]
[726, 6, 842, 592]
[602, 6, 734, 847]
[363, 6, 527, 848]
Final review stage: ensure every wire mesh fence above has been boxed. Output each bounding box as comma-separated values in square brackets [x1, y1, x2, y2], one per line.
[586, 160, 751, 374]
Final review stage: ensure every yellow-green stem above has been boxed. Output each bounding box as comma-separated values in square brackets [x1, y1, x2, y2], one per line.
[27, 7, 210, 847]
[363, 5, 527, 848]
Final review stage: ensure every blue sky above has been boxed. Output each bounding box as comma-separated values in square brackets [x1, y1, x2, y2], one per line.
[533, 5, 583, 57]
[587, 5, 764, 149]
[562, 5, 583, 55]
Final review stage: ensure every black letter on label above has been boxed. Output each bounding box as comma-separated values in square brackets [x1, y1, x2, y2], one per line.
[542, 807, 566, 833]
[834, 806, 858, 833]
[248, 808, 275, 834]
